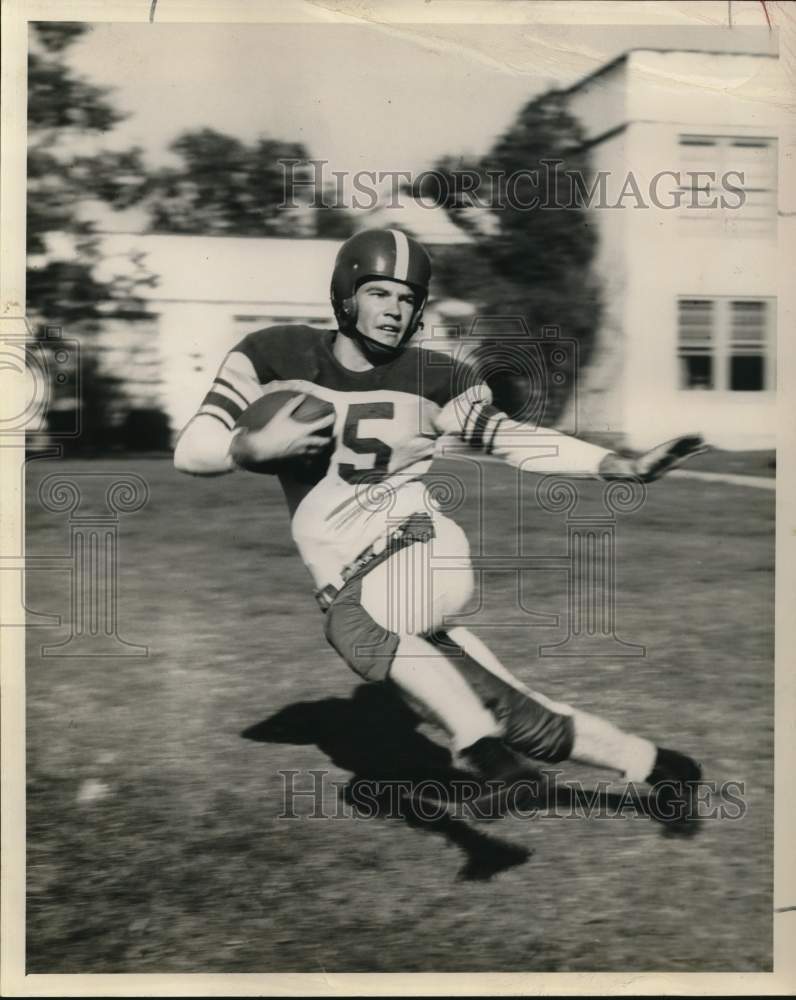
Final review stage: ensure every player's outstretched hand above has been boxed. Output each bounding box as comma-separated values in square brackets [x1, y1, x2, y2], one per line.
[231, 394, 335, 466]
[599, 434, 709, 483]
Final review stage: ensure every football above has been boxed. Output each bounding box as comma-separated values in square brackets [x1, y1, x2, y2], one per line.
[234, 390, 335, 477]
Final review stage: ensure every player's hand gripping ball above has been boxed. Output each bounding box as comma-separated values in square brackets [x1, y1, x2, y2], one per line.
[233, 391, 335, 478]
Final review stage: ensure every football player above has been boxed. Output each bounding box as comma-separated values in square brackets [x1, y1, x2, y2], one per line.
[175, 228, 706, 828]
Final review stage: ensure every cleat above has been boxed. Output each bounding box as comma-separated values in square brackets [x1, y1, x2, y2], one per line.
[645, 747, 703, 835]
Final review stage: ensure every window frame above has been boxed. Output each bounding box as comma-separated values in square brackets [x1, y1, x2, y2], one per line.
[676, 133, 777, 236]
[677, 295, 776, 395]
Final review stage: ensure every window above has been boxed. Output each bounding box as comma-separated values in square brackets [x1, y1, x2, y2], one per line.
[678, 299, 714, 389]
[729, 300, 768, 390]
[678, 297, 775, 392]
[678, 135, 777, 235]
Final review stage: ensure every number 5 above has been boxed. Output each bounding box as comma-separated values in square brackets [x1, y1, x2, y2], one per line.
[338, 402, 394, 484]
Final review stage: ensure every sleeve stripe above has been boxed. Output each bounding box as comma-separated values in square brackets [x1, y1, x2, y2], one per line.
[462, 400, 481, 441]
[486, 417, 505, 455]
[199, 403, 236, 430]
[199, 408, 236, 430]
[214, 377, 252, 408]
[211, 381, 251, 411]
[203, 391, 244, 421]
[463, 403, 501, 450]
[469, 408, 493, 450]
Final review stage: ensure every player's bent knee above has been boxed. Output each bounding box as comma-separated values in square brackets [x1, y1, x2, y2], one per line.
[324, 577, 399, 683]
[505, 698, 575, 763]
[482, 678, 574, 762]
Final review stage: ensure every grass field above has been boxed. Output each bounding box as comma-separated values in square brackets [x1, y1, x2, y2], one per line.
[25, 454, 774, 973]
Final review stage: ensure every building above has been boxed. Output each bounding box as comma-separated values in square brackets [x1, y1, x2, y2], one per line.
[95, 198, 469, 437]
[82, 49, 779, 450]
[560, 49, 779, 450]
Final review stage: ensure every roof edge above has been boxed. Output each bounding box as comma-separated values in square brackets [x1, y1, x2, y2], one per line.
[560, 47, 777, 98]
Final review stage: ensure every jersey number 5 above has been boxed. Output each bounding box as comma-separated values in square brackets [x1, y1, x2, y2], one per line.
[338, 402, 394, 485]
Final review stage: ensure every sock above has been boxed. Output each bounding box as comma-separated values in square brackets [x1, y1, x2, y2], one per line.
[569, 710, 657, 782]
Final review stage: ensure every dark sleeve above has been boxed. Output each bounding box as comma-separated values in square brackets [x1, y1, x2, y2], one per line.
[232, 324, 325, 383]
[231, 328, 282, 385]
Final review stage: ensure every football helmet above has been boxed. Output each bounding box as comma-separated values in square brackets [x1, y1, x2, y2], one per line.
[330, 228, 432, 360]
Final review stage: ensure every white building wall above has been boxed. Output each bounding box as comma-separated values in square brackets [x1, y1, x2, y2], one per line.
[625, 51, 782, 132]
[620, 123, 777, 450]
[565, 50, 779, 450]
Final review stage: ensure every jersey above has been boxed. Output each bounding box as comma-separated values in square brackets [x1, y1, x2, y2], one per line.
[198, 325, 611, 591]
[199, 326, 489, 589]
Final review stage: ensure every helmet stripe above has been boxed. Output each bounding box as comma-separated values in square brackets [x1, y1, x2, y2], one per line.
[389, 229, 410, 281]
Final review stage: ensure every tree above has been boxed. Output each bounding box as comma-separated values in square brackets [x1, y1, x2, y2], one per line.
[26, 23, 154, 452]
[147, 128, 355, 238]
[422, 92, 601, 423]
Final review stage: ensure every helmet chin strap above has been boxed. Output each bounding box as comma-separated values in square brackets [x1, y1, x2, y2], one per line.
[341, 324, 407, 365]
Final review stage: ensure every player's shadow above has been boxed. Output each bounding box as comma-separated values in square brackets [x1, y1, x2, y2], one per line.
[242, 682, 533, 881]
[244, 685, 678, 862]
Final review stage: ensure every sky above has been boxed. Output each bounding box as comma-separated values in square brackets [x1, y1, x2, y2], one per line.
[64, 20, 777, 181]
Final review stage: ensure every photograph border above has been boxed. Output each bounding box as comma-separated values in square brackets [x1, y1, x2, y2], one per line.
[2, 0, 794, 995]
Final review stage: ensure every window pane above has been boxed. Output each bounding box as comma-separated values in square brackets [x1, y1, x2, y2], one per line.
[680, 354, 713, 389]
[730, 300, 768, 363]
[730, 355, 764, 391]
[678, 300, 714, 345]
